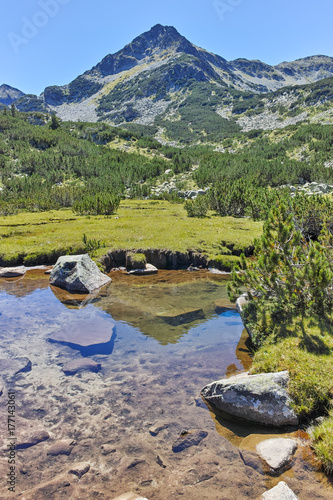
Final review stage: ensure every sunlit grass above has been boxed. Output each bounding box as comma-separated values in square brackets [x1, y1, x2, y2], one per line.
[0, 200, 262, 266]
[251, 313, 333, 473]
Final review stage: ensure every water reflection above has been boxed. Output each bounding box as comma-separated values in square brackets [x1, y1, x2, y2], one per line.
[0, 269, 332, 499]
[95, 270, 237, 345]
[0, 269, 49, 297]
[48, 312, 117, 356]
[50, 285, 105, 309]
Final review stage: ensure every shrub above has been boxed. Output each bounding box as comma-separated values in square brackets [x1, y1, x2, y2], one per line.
[73, 193, 120, 215]
[82, 234, 104, 255]
[184, 196, 209, 218]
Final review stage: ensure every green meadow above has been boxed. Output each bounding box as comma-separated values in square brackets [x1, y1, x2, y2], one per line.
[0, 200, 263, 267]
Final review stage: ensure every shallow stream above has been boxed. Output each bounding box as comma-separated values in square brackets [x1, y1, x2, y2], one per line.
[0, 269, 332, 499]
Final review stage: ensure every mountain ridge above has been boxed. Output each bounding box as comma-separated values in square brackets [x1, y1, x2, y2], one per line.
[0, 84, 25, 105]
[2, 25, 333, 143]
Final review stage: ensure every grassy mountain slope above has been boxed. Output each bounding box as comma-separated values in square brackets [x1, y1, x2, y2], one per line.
[1, 110, 333, 217]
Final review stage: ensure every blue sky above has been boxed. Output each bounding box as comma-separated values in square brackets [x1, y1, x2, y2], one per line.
[1, 0, 333, 95]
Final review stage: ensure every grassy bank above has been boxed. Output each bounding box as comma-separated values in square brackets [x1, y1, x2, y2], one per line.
[0, 200, 263, 267]
[251, 313, 333, 472]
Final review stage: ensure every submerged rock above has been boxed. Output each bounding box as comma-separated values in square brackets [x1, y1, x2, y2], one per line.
[101, 443, 116, 455]
[0, 357, 32, 378]
[260, 481, 299, 499]
[256, 438, 298, 472]
[50, 285, 102, 309]
[68, 462, 90, 478]
[63, 358, 101, 375]
[172, 430, 208, 453]
[50, 254, 111, 293]
[240, 450, 265, 476]
[201, 371, 298, 427]
[47, 439, 76, 456]
[149, 420, 170, 436]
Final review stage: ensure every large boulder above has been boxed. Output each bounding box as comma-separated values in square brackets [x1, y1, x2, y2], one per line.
[201, 371, 298, 427]
[50, 254, 111, 293]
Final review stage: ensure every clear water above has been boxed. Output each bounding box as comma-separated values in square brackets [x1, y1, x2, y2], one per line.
[0, 270, 332, 499]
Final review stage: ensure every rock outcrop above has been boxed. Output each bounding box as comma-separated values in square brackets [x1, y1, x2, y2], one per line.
[0, 84, 25, 105]
[126, 252, 146, 270]
[236, 292, 256, 339]
[201, 371, 298, 427]
[50, 254, 111, 293]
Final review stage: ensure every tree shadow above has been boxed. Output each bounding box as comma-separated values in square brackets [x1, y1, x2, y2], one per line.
[297, 315, 332, 355]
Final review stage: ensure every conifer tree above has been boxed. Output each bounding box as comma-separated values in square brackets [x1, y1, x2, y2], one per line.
[227, 203, 333, 345]
[49, 113, 60, 130]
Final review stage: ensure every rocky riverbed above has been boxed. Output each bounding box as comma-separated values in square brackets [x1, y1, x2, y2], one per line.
[0, 270, 332, 499]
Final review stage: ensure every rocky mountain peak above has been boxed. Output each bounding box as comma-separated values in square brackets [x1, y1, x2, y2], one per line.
[87, 24, 198, 77]
[0, 84, 25, 105]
